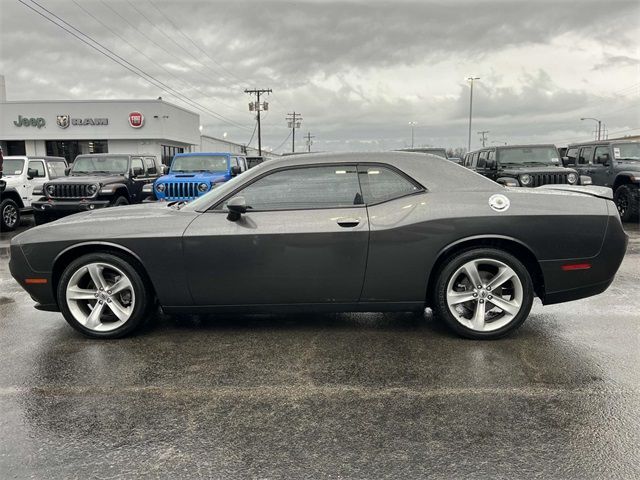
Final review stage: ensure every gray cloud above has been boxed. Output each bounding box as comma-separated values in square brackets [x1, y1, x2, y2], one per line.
[1, 0, 639, 151]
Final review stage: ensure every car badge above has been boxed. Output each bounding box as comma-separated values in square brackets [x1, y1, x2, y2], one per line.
[489, 194, 510, 212]
[57, 114, 70, 129]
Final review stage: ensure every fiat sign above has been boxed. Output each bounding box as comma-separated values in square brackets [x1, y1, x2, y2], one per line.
[129, 112, 144, 128]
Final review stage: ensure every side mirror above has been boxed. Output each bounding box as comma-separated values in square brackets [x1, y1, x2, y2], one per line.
[27, 167, 37, 180]
[64, 167, 71, 176]
[131, 166, 144, 177]
[161, 165, 169, 174]
[230, 165, 242, 176]
[226, 196, 247, 221]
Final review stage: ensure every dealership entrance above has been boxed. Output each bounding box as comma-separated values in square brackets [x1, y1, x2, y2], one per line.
[45, 140, 108, 163]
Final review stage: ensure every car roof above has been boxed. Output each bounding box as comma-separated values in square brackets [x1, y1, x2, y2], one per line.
[234, 151, 499, 193]
[174, 152, 238, 157]
[567, 140, 639, 147]
[4, 155, 67, 162]
[468, 144, 556, 153]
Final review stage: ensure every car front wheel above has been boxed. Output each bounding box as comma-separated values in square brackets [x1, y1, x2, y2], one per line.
[434, 248, 534, 339]
[1, 198, 20, 231]
[57, 253, 150, 338]
[614, 185, 640, 222]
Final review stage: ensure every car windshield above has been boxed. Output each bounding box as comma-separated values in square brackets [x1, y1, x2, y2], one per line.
[171, 155, 229, 173]
[71, 156, 129, 174]
[613, 143, 640, 160]
[498, 147, 559, 166]
[2, 159, 25, 175]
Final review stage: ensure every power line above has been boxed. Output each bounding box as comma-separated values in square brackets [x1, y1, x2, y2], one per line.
[246, 119, 258, 148]
[271, 131, 293, 153]
[71, 0, 238, 114]
[146, 0, 246, 87]
[19, 0, 251, 131]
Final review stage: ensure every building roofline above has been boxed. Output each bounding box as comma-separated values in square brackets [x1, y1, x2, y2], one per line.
[1, 98, 199, 116]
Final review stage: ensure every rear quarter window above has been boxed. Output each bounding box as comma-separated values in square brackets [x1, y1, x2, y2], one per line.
[358, 165, 421, 204]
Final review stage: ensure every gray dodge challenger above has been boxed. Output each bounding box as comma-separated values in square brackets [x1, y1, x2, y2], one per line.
[9, 152, 628, 340]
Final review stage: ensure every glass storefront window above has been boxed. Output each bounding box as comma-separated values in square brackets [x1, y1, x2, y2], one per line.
[45, 140, 108, 164]
[161, 145, 185, 166]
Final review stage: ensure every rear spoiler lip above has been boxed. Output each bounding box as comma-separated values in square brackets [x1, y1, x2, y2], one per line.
[535, 184, 613, 200]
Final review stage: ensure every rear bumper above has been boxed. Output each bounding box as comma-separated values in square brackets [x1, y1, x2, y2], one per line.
[540, 208, 628, 305]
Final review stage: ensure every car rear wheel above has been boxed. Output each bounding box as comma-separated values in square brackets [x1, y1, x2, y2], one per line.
[434, 248, 534, 339]
[57, 253, 150, 338]
[614, 185, 639, 222]
[1, 198, 20, 231]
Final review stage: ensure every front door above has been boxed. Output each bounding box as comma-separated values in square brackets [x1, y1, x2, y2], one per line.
[182, 165, 369, 305]
[591, 145, 613, 187]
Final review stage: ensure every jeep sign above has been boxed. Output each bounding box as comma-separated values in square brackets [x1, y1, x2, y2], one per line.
[129, 112, 144, 128]
[13, 115, 46, 128]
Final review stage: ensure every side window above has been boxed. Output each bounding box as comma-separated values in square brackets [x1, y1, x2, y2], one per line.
[358, 166, 420, 204]
[226, 166, 361, 211]
[144, 157, 157, 175]
[578, 147, 593, 165]
[566, 148, 578, 165]
[477, 151, 488, 168]
[488, 150, 495, 161]
[239, 157, 247, 171]
[47, 161, 67, 179]
[593, 146, 610, 165]
[471, 152, 479, 167]
[131, 157, 145, 174]
[28, 160, 46, 178]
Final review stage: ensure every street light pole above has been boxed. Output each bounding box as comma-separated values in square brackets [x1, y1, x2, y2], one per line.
[467, 76, 480, 152]
[408, 121, 417, 148]
[581, 117, 602, 141]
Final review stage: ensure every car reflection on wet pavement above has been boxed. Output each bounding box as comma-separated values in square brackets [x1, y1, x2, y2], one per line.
[0, 223, 638, 479]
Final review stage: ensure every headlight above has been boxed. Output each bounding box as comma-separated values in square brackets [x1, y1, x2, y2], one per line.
[142, 183, 153, 193]
[46, 184, 56, 196]
[501, 178, 520, 187]
[580, 175, 592, 185]
[567, 173, 578, 184]
[519, 174, 532, 186]
[156, 183, 165, 192]
[198, 182, 209, 192]
[87, 184, 98, 195]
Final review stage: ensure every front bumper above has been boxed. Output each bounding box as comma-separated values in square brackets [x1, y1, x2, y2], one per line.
[8, 243, 58, 311]
[32, 198, 111, 218]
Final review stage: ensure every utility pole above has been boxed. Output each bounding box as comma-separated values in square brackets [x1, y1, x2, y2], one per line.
[408, 121, 417, 148]
[478, 130, 489, 147]
[581, 117, 602, 141]
[245, 88, 272, 156]
[304, 132, 315, 153]
[286, 112, 302, 153]
[467, 76, 480, 151]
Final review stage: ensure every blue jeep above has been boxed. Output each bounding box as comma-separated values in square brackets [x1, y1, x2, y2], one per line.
[149, 152, 247, 202]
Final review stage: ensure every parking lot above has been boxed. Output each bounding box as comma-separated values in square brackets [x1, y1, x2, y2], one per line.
[0, 221, 639, 479]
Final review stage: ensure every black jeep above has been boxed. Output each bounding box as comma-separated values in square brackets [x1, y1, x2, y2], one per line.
[32, 153, 162, 224]
[463, 144, 589, 188]
[563, 140, 639, 221]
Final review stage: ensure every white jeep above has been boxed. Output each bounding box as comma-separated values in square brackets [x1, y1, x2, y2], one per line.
[1, 155, 68, 231]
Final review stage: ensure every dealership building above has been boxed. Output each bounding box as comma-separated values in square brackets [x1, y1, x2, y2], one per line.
[0, 76, 264, 165]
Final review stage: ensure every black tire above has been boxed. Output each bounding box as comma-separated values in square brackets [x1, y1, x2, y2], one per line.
[433, 248, 534, 340]
[112, 196, 130, 207]
[1, 198, 20, 232]
[614, 185, 640, 222]
[57, 252, 151, 339]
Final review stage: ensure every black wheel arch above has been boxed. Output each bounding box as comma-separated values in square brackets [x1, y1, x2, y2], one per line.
[0, 188, 26, 208]
[613, 174, 639, 191]
[425, 235, 545, 306]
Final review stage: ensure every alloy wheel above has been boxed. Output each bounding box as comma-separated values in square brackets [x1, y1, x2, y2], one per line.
[446, 258, 524, 332]
[3, 204, 18, 228]
[65, 262, 135, 332]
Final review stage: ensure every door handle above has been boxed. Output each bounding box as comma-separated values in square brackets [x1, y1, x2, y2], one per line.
[336, 217, 360, 228]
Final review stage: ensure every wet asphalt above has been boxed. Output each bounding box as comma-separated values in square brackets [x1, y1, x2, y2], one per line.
[0, 222, 639, 479]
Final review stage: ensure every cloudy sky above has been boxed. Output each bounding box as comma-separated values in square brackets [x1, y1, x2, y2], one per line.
[1, 0, 639, 153]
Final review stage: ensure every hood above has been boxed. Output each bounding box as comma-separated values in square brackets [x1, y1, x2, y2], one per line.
[46, 174, 126, 185]
[160, 172, 228, 182]
[500, 165, 577, 175]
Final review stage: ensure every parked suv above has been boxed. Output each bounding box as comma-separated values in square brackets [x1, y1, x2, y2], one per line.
[145, 152, 247, 202]
[463, 144, 589, 188]
[32, 153, 162, 224]
[563, 140, 640, 221]
[0, 155, 68, 231]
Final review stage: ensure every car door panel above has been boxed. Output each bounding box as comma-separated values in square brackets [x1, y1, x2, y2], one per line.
[182, 208, 369, 305]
